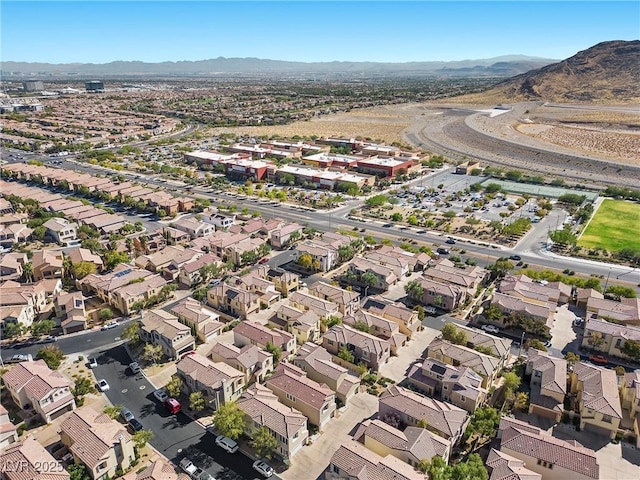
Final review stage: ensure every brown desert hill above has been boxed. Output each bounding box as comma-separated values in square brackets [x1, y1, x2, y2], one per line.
[458, 40, 640, 104]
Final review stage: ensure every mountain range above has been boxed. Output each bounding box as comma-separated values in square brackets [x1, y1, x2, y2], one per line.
[1, 55, 557, 78]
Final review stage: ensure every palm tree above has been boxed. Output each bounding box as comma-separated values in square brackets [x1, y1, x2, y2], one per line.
[361, 272, 378, 297]
[22, 262, 33, 283]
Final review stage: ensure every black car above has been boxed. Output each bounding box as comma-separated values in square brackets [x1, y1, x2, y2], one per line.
[509, 255, 522, 261]
[128, 418, 143, 432]
[445, 238, 456, 245]
[436, 247, 450, 255]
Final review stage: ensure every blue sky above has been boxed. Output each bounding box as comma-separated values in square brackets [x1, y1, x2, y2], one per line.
[2, 1, 638, 63]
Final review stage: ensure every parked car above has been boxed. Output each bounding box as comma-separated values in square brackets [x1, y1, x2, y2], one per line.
[258, 257, 269, 264]
[573, 317, 584, 327]
[164, 397, 181, 414]
[481, 324, 500, 334]
[215, 435, 239, 453]
[8, 354, 32, 363]
[179, 459, 198, 477]
[88, 357, 98, 369]
[120, 408, 134, 423]
[97, 379, 110, 392]
[543, 340, 553, 349]
[153, 389, 169, 402]
[39, 335, 57, 343]
[128, 418, 143, 432]
[588, 355, 608, 365]
[252, 460, 274, 478]
[129, 362, 141, 374]
[101, 321, 119, 331]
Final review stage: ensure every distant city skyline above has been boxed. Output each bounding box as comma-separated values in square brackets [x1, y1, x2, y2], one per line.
[2, 1, 638, 64]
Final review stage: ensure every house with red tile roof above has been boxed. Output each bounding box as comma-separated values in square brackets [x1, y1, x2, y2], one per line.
[59, 406, 135, 480]
[237, 383, 308, 460]
[378, 385, 470, 445]
[486, 448, 542, 480]
[176, 352, 245, 410]
[0, 436, 69, 480]
[2, 359, 76, 423]
[121, 458, 190, 480]
[569, 362, 622, 439]
[170, 297, 224, 343]
[233, 321, 296, 356]
[525, 349, 567, 422]
[323, 324, 391, 371]
[208, 341, 273, 384]
[326, 439, 427, 480]
[497, 416, 599, 480]
[265, 362, 336, 430]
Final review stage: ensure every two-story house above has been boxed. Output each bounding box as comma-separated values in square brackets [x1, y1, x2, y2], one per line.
[43, 217, 77, 245]
[307, 281, 360, 316]
[208, 341, 273, 383]
[293, 343, 361, 407]
[322, 324, 391, 371]
[139, 309, 195, 361]
[525, 349, 567, 422]
[2, 359, 76, 423]
[0, 404, 18, 449]
[176, 352, 245, 410]
[170, 297, 224, 343]
[411, 277, 466, 312]
[361, 296, 422, 340]
[345, 257, 398, 293]
[233, 321, 296, 357]
[407, 357, 487, 413]
[252, 265, 300, 297]
[342, 310, 407, 355]
[59, 406, 136, 480]
[1, 436, 69, 480]
[32, 250, 64, 281]
[621, 370, 640, 448]
[497, 417, 599, 480]
[272, 304, 321, 344]
[207, 284, 260, 320]
[265, 362, 336, 431]
[378, 385, 470, 445]
[353, 418, 452, 466]
[581, 318, 640, 360]
[237, 384, 309, 460]
[288, 290, 341, 320]
[569, 362, 622, 439]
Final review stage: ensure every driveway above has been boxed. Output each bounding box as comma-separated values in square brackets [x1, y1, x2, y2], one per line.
[378, 326, 442, 383]
[549, 304, 577, 356]
[279, 392, 378, 480]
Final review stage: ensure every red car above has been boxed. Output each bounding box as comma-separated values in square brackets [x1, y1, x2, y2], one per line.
[588, 355, 608, 365]
[259, 257, 269, 264]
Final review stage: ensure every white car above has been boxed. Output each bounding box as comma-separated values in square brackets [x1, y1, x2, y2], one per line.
[153, 389, 169, 402]
[215, 435, 239, 453]
[97, 379, 110, 392]
[129, 362, 141, 374]
[101, 321, 119, 331]
[252, 460, 274, 478]
[88, 357, 98, 369]
[481, 325, 500, 334]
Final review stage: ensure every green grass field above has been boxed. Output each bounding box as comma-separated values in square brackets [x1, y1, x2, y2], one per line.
[578, 199, 640, 252]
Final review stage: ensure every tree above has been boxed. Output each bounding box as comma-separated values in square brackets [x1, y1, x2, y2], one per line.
[526, 338, 548, 351]
[414, 305, 425, 321]
[142, 344, 163, 365]
[338, 345, 355, 364]
[424, 456, 451, 480]
[621, 340, 640, 361]
[297, 253, 313, 270]
[67, 463, 92, 480]
[451, 454, 489, 480]
[103, 250, 130, 270]
[71, 261, 97, 279]
[564, 352, 580, 366]
[338, 245, 355, 263]
[104, 405, 124, 419]
[98, 308, 113, 321]
[514, 392, 530, 412]
[189, 391, 206, 411]
[391, 212, 403, 222]
[214, 402, 246, 440]
[587, 331, 605, 349]
[30, 319, 56, 336]
[122, 322, 141, 345]
[502, 371, 522, 401]
[32, 225, 47, 241]
[441, 323, 467, 346]
[605, 285, 637, 299]
[165, 375, 184, 398]
[404, 280, 424, 300]
[265, 342, 282, 364]
[132, 430, 153, 449]
[365, 194, 389, 208]
[36, 345, 65, 370]
[463, 406, 501, 441]
[250, 426, 278, 459]
[360, 271, 378, 296]
[22, 262, 33, 283]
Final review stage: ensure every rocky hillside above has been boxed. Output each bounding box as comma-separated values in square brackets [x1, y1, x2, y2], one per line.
[491, 40, 640, 103]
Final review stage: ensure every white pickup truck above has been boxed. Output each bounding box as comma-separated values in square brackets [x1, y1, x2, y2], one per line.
[179, 459, 198, 478]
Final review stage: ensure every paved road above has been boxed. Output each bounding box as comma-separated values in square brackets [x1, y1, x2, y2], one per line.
[96, 344, 271, 480]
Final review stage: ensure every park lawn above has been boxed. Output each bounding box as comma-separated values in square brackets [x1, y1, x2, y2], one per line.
[578, 199, 640, 252]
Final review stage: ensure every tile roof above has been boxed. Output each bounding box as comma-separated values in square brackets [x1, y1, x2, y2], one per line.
[176, 352, 244, 389]
[2, 360, 71, 402]
[60, 406, 131, 469]
[572, 362, 623, 418]
[135, 459, 190, 480]
[234, 321, 294, 349]
[379, 385, 469, 439]
[209, 342, 271, 370]
[323, 324, 390, 358]
[0, 436, 69, 480]
[527, 349, 567, 395]
[499, 417, 599, 479]
[237, 384, 307, 439]
[486, 448, 542, 480]
[427, 337, 501, 379]
[266, 362, 334, 409]
[329, 440, 427, 480]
